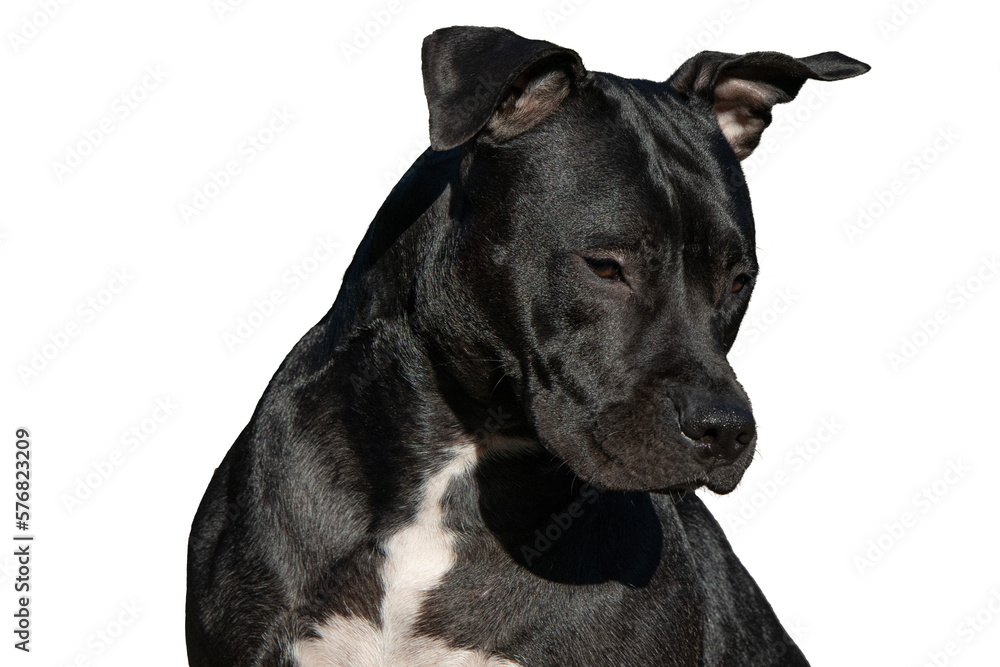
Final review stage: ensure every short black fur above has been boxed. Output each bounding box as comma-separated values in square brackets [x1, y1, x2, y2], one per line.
[187, 25, 868, 667]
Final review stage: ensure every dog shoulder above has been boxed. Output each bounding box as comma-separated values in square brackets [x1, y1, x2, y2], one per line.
[670, 493, 809, 666]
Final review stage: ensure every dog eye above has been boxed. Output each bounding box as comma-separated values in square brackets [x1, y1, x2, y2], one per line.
[585, 258, 623, 281]
[731, 274, 751, 294]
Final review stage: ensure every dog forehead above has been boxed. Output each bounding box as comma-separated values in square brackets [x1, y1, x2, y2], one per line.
[580, 73, 755, 250]
[481, 75, 754, 256]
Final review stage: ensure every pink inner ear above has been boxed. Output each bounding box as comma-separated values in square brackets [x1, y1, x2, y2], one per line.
[487, 70, 571, 142]
[713, 76, 773, 160]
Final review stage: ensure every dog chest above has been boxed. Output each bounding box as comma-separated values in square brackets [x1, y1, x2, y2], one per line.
[294, 446, 523, 667]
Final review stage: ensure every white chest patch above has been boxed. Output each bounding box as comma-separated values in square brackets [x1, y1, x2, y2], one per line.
[295, 446, 523, 667]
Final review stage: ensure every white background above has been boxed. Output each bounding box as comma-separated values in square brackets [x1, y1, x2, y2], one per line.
[2, 0, 998, 665]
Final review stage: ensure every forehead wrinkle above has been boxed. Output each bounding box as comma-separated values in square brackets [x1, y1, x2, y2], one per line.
[591, 75, 733, 242]
[590, 76, 758, 293]
[593, 76, 681, 216]
[637, 85, 755, 270]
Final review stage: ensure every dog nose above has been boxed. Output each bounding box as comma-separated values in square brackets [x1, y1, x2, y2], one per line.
[679, 400, 756, 462]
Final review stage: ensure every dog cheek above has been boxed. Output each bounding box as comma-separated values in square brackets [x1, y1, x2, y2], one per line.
[592, 401, 689, 484]
[526, 386, 604, 477]
[542, 393, 684, 490]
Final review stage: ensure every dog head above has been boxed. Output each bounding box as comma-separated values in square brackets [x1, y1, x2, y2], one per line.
[415, 26, 868, 494]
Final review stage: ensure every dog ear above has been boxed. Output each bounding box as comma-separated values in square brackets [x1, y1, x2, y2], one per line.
[667, 51, 870, 160]
[421, 26, 586, 151]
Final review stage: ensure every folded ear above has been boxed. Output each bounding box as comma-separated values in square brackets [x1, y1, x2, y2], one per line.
[421, 26, 586, 151]
[667, 50, 870, 160]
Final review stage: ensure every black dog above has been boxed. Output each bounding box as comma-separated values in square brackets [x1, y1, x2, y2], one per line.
[187, 26, 868, 666]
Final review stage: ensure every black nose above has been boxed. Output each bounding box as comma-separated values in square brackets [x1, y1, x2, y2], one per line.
[679, 400, 756, 462]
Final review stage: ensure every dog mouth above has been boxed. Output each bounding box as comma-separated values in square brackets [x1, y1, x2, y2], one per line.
[594, 436, 756, 495]
[585, 402, 756, 494]
[703, 444, 756, 493]
[527, 384, 756, 495]
[536, 417, 756, 495]
[676, 430, 756, 494]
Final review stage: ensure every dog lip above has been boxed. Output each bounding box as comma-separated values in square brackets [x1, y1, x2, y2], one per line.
[582, 435, 708, 493]
[586, 426, 735, 493]
[653, 478, 708, 493]
[703, 442, 756, 494]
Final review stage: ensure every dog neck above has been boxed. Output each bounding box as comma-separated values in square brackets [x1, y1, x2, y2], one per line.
[253, 144, 672, 593]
